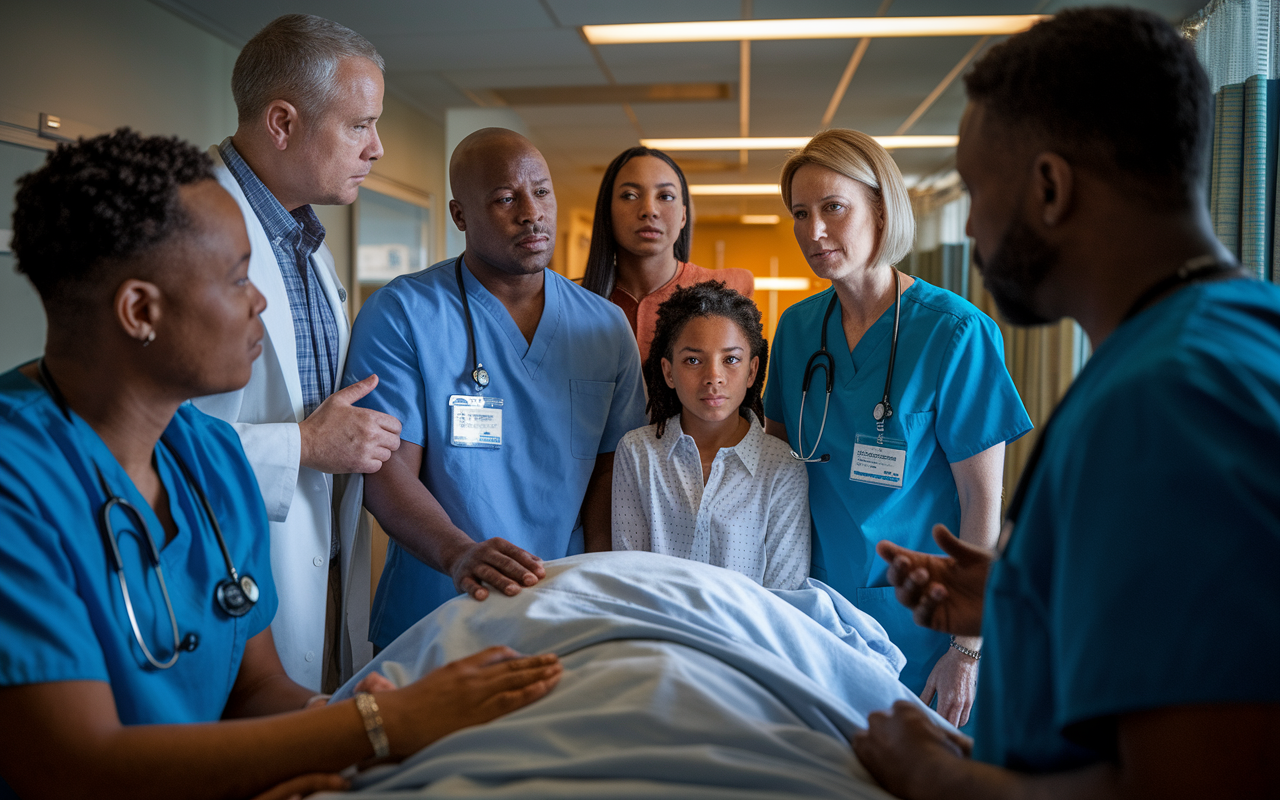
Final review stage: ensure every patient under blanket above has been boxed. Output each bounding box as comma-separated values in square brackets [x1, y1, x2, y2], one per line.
[328, 551, 942, 799]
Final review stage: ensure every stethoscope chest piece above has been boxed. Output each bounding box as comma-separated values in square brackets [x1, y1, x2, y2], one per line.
[873, 401, 893, 422]
[216, 574, 260, 617]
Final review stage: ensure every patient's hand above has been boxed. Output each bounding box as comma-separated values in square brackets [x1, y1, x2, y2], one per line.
[353, 671, 396, 694]
[249, 773, 349, 800]
[379, 646, 562, 759]
[853, 700, 972, 799]
[878, 524, 991, 637]
[449, 537, 546, 601]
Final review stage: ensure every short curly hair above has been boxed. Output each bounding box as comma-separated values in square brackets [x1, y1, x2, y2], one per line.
[644, 281, 767, 438]
[11, 128, 214, 314]
[964, 7, 1211, 209]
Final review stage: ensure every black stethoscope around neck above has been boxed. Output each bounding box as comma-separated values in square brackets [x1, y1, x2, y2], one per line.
[791, 267, 902, 464]
[456, 255, 490, 390]
[37, 359, 259, 670]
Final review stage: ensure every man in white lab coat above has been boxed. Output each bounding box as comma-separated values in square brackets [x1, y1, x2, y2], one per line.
[194, 14, 401, 692]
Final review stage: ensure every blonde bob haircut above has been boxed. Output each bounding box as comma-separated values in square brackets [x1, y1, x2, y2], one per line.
[780, 129, 915, 269]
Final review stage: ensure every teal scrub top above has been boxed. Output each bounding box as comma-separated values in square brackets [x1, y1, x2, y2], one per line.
[346, 257, 647, 648]
[764, 279, 1031, 692]
[0, 369, 278, 724]
[975, 279, 1280, 771]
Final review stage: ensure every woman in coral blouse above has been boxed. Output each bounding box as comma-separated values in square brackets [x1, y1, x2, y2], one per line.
[583, 146, 754, 364]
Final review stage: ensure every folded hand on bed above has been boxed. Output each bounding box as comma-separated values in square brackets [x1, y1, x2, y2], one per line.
[448, 537, 546, 600]
[379, 645, 562, 758]
[878, 524, 990, 637]
[248, 772, 349, 800]
[853, 700, 973, 799]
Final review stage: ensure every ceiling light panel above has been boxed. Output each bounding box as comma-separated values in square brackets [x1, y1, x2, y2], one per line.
[490, 83, 733, 105]
[582, 16, 1048, 44]
[688, 184, 781, 196]
[642, 136, 958, 150]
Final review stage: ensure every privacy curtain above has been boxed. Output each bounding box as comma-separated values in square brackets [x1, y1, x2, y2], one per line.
[1186, 0, 1280, 281]
[907, 188, 1088, 505]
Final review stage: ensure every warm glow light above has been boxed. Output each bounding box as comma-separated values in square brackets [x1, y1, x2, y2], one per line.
[583, 16, 1047, 44]
[642, 135, 957, 151]
[741, 215, 781, 225]
[688, 184, 780, 196]
[755, 277, 812, 291]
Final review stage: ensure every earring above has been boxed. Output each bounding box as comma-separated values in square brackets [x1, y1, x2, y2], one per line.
[142, 331, 156, 347]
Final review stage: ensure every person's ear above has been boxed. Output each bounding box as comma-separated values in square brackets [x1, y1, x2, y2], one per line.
[263, 100, 301, 152]
[661, 357, 676, 389]
[1031, 152, 1074, 228]
[746, 355, 759, 388]
[449, 198, 466, 232]
[115, 278, 163, 345]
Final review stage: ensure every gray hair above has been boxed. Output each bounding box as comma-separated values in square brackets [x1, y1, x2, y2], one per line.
[232, 14, 385, 123]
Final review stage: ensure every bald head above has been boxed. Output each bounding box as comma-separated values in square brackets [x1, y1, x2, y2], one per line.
[450, 128, 541, 201]
[448, 128, 556, 278]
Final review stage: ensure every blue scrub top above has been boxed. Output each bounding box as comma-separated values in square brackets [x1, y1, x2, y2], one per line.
[763, 279, 1030, 692]
[346, 257, 647, 648]
[0, 369, 277, 725]
[975, 279, 1280, 771]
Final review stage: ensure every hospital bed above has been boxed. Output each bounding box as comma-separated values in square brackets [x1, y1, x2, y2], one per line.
[323, 551, 944, 799]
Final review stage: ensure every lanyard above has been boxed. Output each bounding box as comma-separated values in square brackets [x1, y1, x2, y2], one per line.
[1003, 258, 1245, 529]
[455, 255, 490, 389]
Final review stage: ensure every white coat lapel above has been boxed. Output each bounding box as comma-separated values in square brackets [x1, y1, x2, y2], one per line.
[209, 146, 305, 422]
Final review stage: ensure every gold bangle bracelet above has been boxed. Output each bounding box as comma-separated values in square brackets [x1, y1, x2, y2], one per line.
[354, 692, 391, 759]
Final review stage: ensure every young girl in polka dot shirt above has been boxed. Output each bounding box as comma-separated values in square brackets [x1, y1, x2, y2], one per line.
[611, 281, 811, 589]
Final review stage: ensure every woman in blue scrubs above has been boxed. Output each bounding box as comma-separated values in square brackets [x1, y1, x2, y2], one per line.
[763, 129, 1030, 728]
[0, 130, 561, 800]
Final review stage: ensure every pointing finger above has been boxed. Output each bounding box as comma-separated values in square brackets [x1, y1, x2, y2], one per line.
[335, 374, 379, 404]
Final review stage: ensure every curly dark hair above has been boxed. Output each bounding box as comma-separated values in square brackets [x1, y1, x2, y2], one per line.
[11, 127, 215, 314]
[963, 7, 1211, 210]
[582, 146, 691, 298]
[644, 281, 767, 438]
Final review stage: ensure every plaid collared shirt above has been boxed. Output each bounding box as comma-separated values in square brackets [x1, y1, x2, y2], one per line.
[219, 138, 340, 418]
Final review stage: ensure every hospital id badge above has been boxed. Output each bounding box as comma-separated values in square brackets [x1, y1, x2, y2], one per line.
[449, 395, 503, 448]
[850, 434, 907, 489]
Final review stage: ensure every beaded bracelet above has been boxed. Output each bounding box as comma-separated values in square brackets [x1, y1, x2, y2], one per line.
[354, 692, 390, 759]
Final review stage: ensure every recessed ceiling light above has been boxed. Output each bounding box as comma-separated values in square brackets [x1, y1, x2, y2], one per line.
[688, 184, 780, 196]
[583, 16, 1047, 45]
[643, 135, 958, 151]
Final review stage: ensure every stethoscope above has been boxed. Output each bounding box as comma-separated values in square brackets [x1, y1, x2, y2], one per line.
[38, 359, 259, 670]
[791, 268, 902, 463]
[455, 255, 490, 390]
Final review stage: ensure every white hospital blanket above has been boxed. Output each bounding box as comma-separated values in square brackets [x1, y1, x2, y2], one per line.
[327, 551, 939, 798]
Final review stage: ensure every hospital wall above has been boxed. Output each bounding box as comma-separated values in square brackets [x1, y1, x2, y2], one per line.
[688, 219, 831, 341]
